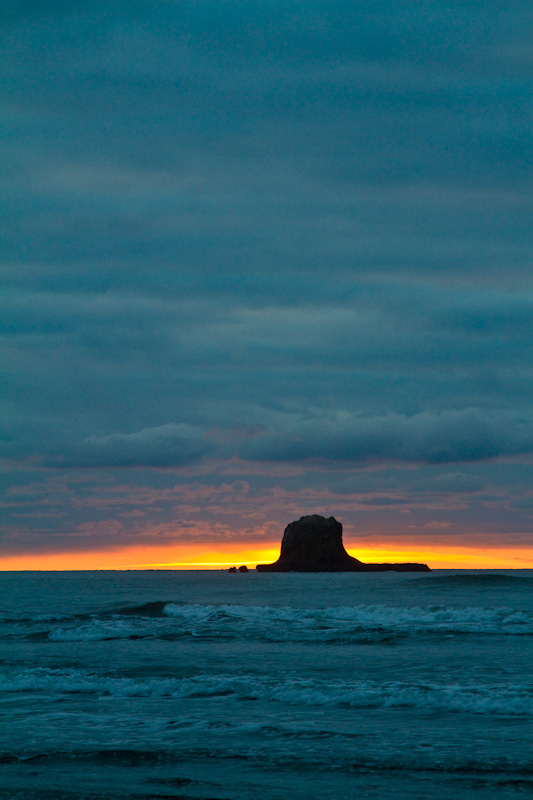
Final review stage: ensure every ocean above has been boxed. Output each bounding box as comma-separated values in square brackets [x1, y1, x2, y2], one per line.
[0, 569, 532, 800]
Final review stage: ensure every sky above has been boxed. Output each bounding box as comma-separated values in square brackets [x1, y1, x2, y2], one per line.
[1, 0, 532, 569]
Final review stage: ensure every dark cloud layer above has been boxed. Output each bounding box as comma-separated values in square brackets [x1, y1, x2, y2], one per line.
[1, 0, 532, 558]
[241, 409, 533, 465]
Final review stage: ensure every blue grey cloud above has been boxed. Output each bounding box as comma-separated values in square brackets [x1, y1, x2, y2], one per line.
[240, 409, 533, 465]
[77, 424, 218, 468]
[1, 0, 532, 556]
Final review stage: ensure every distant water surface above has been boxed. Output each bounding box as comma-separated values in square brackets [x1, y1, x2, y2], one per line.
[1, 570, 532, 800]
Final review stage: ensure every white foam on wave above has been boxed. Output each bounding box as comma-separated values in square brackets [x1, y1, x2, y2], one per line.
[162, 602, 533, 636]
[1, 668, 531, 716]
[32, 602, 532, 642]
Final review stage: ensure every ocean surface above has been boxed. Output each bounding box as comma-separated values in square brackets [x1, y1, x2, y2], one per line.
[0, 569, 532, 800]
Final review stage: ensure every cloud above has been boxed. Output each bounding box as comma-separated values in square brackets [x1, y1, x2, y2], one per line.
[2, 282, 532, 475]
[1, 0, 532, 557]
[241, 409, 533, 465]
[78, 424, 217, 468]
[510, 497, 533, 510]
[427, 472, 485, 493]
[356, 496, 411, 506]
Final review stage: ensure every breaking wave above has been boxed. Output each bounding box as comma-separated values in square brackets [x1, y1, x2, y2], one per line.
[34, 601, 533, 642]
[1, 668, 531, 716]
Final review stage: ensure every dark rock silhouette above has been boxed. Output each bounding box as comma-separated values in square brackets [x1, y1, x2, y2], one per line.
[238, 565, 249, 572]
[256, 515, 430, 572]
[228, 566, 237, 572]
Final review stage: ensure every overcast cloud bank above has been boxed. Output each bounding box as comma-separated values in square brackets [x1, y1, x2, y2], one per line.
[1, 0, 532, 558]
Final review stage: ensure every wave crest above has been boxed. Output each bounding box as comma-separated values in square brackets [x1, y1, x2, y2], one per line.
[1, 668, 531, 717]
[5, 602, 531, 643]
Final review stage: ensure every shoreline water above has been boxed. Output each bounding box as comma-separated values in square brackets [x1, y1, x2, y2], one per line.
[1, 569, 532, 800]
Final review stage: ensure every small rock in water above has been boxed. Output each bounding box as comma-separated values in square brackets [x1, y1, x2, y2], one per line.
[238, 565, 248, 572]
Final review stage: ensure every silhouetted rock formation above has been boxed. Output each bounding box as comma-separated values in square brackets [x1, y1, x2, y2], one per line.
[228, 566, 237, 572]
[256, 515, 430, 572]
[238, 565, 249, 572]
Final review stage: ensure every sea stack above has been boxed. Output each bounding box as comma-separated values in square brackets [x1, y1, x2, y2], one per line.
[256, 515, 430, 572]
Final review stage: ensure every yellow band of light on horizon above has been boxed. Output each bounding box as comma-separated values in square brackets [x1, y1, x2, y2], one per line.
[1, 542, 532, 570]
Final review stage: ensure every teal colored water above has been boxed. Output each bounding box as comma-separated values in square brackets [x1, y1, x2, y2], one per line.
[1, 570, 532, 799]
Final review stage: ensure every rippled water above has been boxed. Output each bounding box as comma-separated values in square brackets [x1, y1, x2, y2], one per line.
[1, 570, 532, 799]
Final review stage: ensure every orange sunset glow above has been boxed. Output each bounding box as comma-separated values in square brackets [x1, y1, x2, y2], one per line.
[2, 542, 532, 571]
